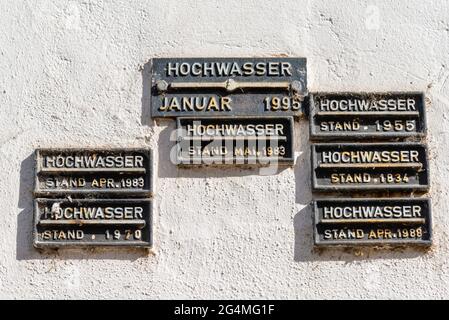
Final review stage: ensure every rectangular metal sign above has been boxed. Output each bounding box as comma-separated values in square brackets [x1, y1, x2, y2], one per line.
[35, 149, 152, 197]
[309, 92, 426, 139]
[151, 57, 307, 118]
[314, 198, 432, 246]
[34, 198, 152, 248]
[312, 143, 429, 191]
[176, 116, 294, 166]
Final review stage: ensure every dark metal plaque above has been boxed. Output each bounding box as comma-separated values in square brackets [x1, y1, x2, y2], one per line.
[34, 198, 152, 248]
[309, 92, 426, 140]
[314, 198, 432, 246]
[312, 143, 429, 192]
[151, 58, 307, 118]
[35, 149, 152, 197]
[176, 116, 294, 166]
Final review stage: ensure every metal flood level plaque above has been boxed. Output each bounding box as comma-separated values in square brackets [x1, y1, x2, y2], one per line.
[35, 149, 152, 197]
[34, 198, 152, 248]
[151, 58, 307, 118]
[176, 116, 294, 166]
[313, 198, 432, 246]
[309, 92, 426, 140]
[312, 143, 429, 192]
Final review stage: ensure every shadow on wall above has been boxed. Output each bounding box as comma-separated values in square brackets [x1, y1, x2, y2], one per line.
[17, 153, 35, 260]
[141, 59, 152, 126]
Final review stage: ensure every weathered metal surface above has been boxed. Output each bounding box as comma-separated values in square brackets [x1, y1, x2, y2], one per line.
[33, 198, 152, 248]
[35, 149, 152, 197]
[313, 198, 432, 246]
[312, 143, 429, 191]
[309, 92, 426, 140]
[150, 58, 307, 118]
[176, 116, 294, 166]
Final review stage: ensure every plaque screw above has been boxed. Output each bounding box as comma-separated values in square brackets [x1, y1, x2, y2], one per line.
[156, 80, 169, 93]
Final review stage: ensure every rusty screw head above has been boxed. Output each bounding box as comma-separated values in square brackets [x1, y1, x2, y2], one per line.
[156, 80, 169, 93]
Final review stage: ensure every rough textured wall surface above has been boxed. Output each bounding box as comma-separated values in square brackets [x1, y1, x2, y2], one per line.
[0, 0, 448, 299]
